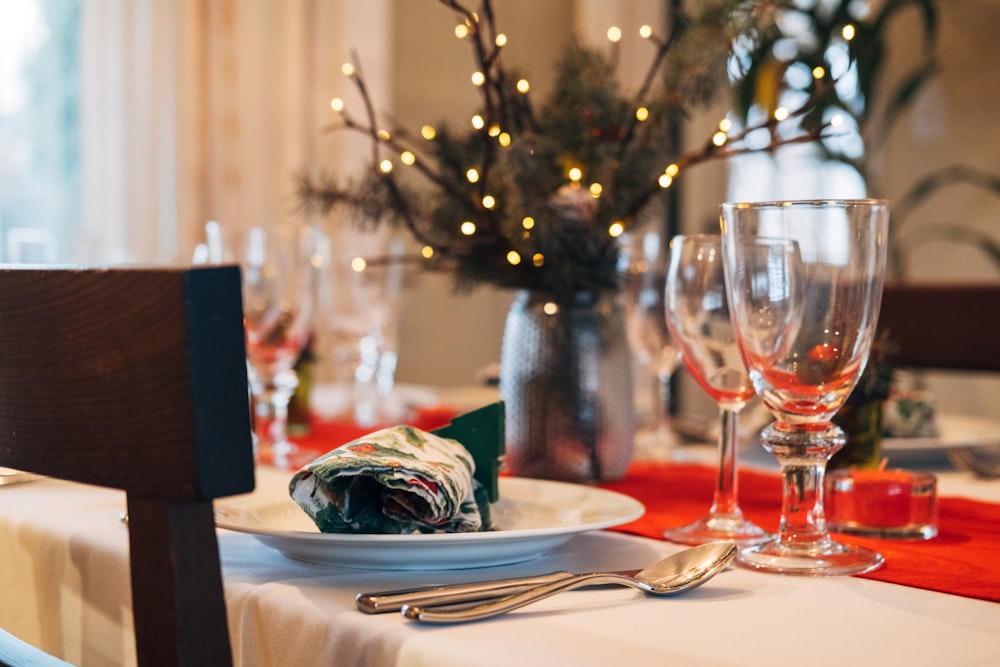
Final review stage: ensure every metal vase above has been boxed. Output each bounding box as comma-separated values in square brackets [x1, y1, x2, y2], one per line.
[499, 290, 635, 483]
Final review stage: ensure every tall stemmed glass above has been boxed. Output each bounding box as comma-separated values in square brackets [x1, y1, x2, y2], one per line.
[661, 234, 769, 545]
[721, 199, 889, 575]
[621, 228, 681, 458]
[238, 225, 317, 469]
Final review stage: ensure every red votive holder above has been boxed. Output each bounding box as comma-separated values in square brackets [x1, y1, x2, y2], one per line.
[826, 468, 938, 540]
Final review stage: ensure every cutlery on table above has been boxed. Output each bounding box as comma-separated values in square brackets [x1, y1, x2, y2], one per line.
[386, 541, 737, 623]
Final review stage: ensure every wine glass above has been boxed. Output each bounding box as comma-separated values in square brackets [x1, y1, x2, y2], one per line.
[202, 223, 318, 469]
[620, 227, 681, 458]
[721, 199, 889, 575]
[661, 234, 769, 545]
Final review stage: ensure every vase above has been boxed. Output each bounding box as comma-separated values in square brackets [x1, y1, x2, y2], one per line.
[499, 289, 635, 483]
[829, 400, 884, 470]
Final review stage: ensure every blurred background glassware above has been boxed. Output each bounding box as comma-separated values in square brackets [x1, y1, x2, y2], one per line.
[620, 227, 681, 459]
[661, 234, 769, 545]
[316, 228, 406, 428]
[195, 221, 319, 468]
[721, 199, 889, 576]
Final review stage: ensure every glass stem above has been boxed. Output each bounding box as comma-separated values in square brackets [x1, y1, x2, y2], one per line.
[654, 372, 672, 439]
[761, 422, 843, 547]
[710, 407, 743, 517]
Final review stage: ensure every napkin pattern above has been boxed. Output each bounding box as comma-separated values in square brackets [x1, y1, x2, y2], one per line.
[289, 425, 488, 534]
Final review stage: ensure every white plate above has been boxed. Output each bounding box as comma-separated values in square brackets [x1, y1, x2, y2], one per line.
[215, 475, 644, 570]
[883, 413, 1000, 453]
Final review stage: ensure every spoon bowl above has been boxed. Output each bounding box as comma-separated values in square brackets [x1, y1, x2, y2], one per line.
[401, 540, 737, 623]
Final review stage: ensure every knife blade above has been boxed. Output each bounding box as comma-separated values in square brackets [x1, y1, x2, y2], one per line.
[356, 568, 640, 613]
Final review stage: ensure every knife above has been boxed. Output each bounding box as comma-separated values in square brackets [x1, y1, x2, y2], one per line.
[356, 568, 640, 613]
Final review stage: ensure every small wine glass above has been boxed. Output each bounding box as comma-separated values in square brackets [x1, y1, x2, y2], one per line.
[721, 199, 889, 576]
[621, 228, 681, 459]
[661, 234, 769, 545]
[232, 225, 317, 469]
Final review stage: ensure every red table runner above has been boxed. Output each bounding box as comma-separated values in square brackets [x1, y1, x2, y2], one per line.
[600, 461, 1000, 603]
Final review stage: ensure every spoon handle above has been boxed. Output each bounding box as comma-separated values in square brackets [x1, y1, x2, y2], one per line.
[401, 572, 647, 623]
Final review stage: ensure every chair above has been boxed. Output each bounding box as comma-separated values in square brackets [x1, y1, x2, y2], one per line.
[0, 266, 255, 666]
[878, 283, 1000, 372]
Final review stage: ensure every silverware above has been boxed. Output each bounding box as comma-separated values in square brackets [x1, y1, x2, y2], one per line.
[358, 570, 639, 613]
[401, 541, 737, 624]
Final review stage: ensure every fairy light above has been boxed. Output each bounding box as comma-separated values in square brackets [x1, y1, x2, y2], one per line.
[774, 107, 790, 121]
[498, 132, 512, 147]
[658, 173, 674, 189]
[812, 66, 826, 79]
[635, 106, 649, 122]
[532, 253, 544, 267]
[639, 24, 653, 39]
[482, 195, 496, 209]
[522, 216, 535, 230]
[719, 118, 732, 132]
[608, 221, 625, 237]
[377, 129, 391, 141]
[488, 124, 501, 137]
[830, 113, 845, 127]
[466, 168, 480, 183]
[330, 97, 344, 112]
[421, 125, 437, 140]
[471, 71, 486, 86]
[421, 245, 434, 259]
[460, 221, 477, 235]
[712, 131, 727, 147]
[842, 24, 856, 41]
[400, 151, 416, 166]
[350, 257, 367, 272]
[516, 79, 530, 94]
[471, 114, 485, 130]
[589, 183, 603, 197]
[506, 250, 521, 265]
[665, 163, 679, 177]
[495, 33, 507, 47]
[543, 302, 559, 315]
[341, 63, 355, 77]
[607, 26, 622, 43]
[379, 159, 393, 173]
[455, 24, 469, 39]
[567, 166, 583, 182]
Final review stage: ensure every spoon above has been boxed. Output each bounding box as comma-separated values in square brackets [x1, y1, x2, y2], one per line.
[401, 540, 737, 623]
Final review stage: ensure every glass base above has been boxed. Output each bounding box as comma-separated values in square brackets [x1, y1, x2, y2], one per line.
[664, 513, 771, 546]
[736, 536, 884, 576]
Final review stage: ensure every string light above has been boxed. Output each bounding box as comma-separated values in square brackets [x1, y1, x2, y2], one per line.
[495, 33, 507, 47]
[498, 132, 511, 147]
[568, 167, 583, 182]
[471, 114, 485, 130]
[488, 124, 501, 137]
[466, 168, 480, 183]
[471, 71, 486, 86]
[330, 97, 344, 112]
[522, 216, 535, 230]
[377, 129, 391, 141]
[719, 118, 732, 132]
[636, 106, 649, 122]
[460, 221, 477, 235]
[712, 131, 727, 147]
[543, 302, 559, 315]
[506, 250, 521, 265]
[589, 183, 603, 197]
[842, 24, 856, 41]
[774, 107, 790, 121]
[607, 26, 622, 43]
[532, 253, 544, 267]
[639, 24, 653, 39]
[400, 151, 416, 166]
[665, 163, 679, 177]
[421, 246, 434, 259]
[350, 257, 367, 272]
[379, 159, 393, 173]
[482, 195, 496, 209]
[608, 221, 625, 237]
[812, 66, 826, 79]
[658, 173, 674, 188]
[341, 63, 355, 77]
[516, 79, 530, 94]
[455, 24, 469, 39]
[421, 125, 437, 140]
[830, 113, 845, 127]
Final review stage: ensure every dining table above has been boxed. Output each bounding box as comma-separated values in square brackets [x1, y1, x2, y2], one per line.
[1, 387, 999, 667]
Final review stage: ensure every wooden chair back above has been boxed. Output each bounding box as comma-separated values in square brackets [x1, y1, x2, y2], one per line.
[878, 283, 1000, 372]
[0, 266, 254, 666]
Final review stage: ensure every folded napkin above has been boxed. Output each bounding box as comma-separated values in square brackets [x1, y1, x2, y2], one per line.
[289, 425, 490, 534]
